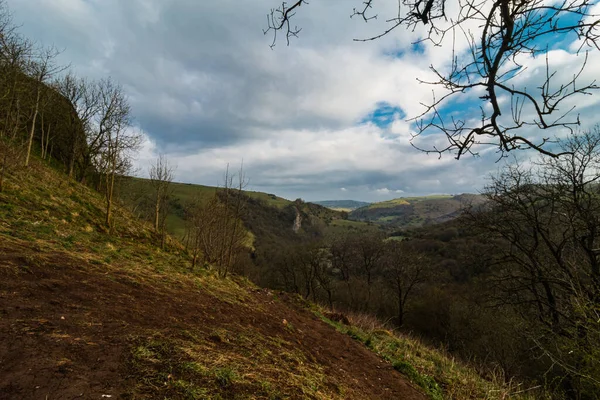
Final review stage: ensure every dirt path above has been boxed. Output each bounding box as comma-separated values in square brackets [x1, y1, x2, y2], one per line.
[0, 242, 425, 399]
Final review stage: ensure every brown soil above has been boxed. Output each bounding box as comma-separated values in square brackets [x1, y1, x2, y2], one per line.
[0, 240, 425, 400]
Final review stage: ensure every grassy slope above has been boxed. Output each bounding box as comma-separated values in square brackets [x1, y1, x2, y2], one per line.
[120, 177, 292, 239]
[120, 176, 376, 240]
[312, 200, 372, 211]
[0, 157, 533, 399]
[349, 195, 483, 229]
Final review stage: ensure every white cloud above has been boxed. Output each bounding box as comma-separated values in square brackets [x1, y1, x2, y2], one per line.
[9, 0, 600, 201]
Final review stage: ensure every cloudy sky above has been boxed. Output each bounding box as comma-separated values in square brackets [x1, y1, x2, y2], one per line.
[9, 0, 600, 201]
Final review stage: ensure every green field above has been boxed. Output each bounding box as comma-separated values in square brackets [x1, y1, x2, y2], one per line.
[324, 219, 380, 237]
[349, 194, 483, 229]
[119, 177, 293, 239]
[365, 195, 454, 210]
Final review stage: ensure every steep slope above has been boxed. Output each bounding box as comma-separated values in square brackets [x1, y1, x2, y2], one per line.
[0, 70, 88, 180]
[0, 158, 426, 399]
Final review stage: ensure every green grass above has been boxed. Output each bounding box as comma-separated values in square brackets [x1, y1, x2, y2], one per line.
[119, 177, 292, 241]
[367, 198, 411, 209]
[324, 219, 380, 236]
[365, 195, 455, 210]
[244, 190, 291, 208]
[122, 176, 291, 209]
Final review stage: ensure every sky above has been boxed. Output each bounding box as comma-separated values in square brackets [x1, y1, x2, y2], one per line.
[9, 0, 600, 202]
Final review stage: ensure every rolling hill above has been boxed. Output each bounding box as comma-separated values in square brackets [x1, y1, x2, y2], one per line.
[118, 177, 378, 242]
[349, 194, 485, 228]
[312, 200, 371, 211]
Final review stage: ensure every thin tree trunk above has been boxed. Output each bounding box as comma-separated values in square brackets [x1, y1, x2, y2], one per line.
[68, 135, 77, 177]
[44, 124, 51, 160]
[154, 192, 160, 231]
[11, 98, 21, 140]
[25, 88, 41, 167]
[105, 163, 116, 228]
[397, 285, 404, 327]
[40, 114, 45, 159]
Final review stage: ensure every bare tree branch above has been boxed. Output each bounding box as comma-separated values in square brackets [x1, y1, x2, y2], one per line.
[265, 0, 600, 158]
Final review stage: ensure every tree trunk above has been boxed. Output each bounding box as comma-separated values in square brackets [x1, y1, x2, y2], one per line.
[25, 88, 41, 167]
[44, 124, 51, 160]
[397, 285, 404, 327]
[154, 192, 160, 231]
[105, 167, 116, 229]
[68, 136, 77, 177]
[25, 87, 40, 167]
[40, 114, 45, 159]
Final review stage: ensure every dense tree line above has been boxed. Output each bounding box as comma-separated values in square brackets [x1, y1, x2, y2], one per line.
[0, 0, 140, 230]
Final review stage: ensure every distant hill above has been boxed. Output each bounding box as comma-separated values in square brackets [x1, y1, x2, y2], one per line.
[349, 194, 485, 228]
[312, 200, 371, 211]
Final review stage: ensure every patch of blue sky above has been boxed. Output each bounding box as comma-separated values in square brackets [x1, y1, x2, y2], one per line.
[513, 7, 587, 53]
[360, 102, 406, 129]
[385, 40, 426, 59]
[413, 9, 591, 132]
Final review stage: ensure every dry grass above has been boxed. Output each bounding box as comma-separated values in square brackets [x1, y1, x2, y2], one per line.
[316, 308, 548, 400]
[129, 329, 345, 400]
[0, 155, 350, 399]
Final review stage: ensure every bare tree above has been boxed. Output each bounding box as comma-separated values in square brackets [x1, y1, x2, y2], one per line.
[0, 22, 33, 140]
[469, 126, 600, 394]
[265, 0, 600, 158]
[54, 73, 100, 177]
[185, 165, 249, 276]
[221, 164, 249, 278]
[149, 154, 176, 248]
[329, 233, 361, 308]
[82, 78, 125, 185]
[354, 232, 386, 310]
[91, 79, 140, 229]
[382, 240, 427, 327]
[184, 195, 206, 269]
[24, 45, 66, 167]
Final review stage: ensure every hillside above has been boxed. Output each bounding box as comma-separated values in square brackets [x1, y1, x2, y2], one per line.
[118, 177, 376, 241]
[0, 156, 426, 399]
[118, 177, 294, 239]
[312, 200, 371, 211]
[0, 151, 529, 399]
[349, 194, 485, 228]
